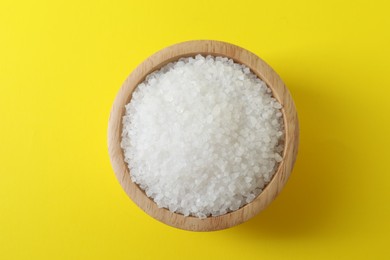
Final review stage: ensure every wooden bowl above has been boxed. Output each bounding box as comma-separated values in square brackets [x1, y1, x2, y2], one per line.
[108, 40, 299, 231]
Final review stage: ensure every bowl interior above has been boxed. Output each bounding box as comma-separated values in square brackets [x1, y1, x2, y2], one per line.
[108, 40, 299, 231]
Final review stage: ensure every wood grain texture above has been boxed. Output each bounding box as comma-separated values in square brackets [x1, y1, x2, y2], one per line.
[108, 40, 299, 231]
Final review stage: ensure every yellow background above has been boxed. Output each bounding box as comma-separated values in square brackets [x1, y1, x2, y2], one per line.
[1, 0, 389, 259]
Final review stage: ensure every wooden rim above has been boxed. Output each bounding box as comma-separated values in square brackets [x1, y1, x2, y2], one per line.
[108, 40, 299, 231]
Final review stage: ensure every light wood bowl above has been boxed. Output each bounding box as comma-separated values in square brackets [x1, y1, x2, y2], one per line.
[108, 40, 299, 231]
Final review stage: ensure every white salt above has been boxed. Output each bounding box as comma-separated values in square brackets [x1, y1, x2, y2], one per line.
[121, 55, 284, 219]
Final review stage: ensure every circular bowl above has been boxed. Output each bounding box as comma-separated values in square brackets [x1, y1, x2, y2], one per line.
[108, 40, 299, 231]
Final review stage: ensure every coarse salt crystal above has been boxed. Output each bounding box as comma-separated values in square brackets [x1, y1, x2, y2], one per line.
[121, 55, 284, 218]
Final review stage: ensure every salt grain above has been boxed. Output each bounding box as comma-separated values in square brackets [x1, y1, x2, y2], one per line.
[121, 55, 284, 218]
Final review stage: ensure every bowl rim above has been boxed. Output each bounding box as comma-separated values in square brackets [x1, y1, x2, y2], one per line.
[108, 40, 299, 231]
